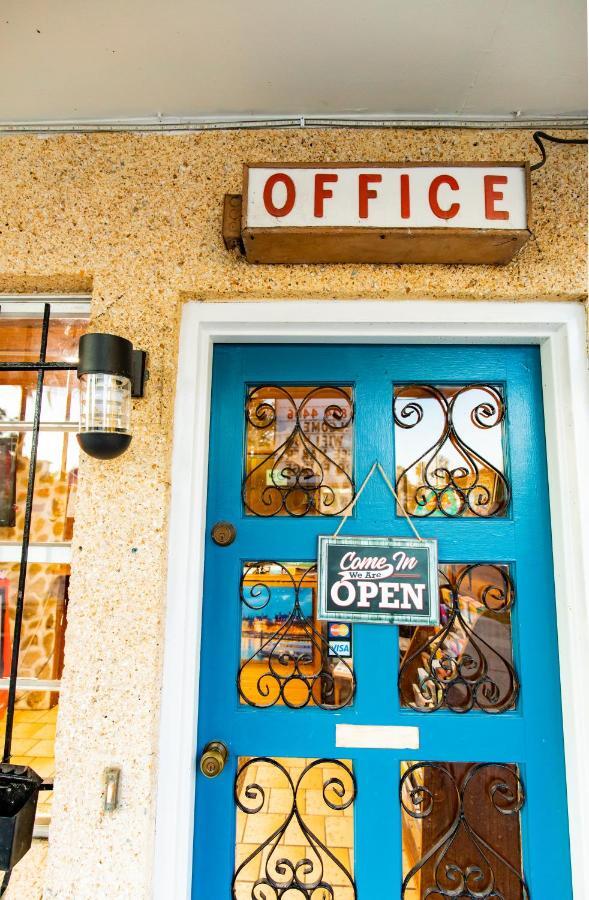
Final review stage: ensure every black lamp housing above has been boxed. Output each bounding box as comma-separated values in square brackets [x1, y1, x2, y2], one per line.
[0, 765, 43, 871]
[77, 333, 147, 461]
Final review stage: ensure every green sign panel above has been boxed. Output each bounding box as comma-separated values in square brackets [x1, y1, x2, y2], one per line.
[318, 535, 439, 626]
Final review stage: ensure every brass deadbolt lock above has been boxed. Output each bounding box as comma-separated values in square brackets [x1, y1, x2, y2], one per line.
[211, 521, 236, 546]
[200, 741, 228, 778]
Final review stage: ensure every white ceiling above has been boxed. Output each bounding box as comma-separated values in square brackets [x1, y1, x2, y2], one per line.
[1, 0, 587, 125]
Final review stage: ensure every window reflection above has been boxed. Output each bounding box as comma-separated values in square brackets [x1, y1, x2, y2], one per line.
[401, 761, 527, 898]
[0, 563, 69, 681]
[393, 384, 509, 517]
[0, 432, 78, 543]
[234, 756, 355, 900]
[0, 310, 88, 829]
[239, 562, 355, 709]
[243, 385, 354, 516]
[0, 317, 85, 423]
[399, 564, 517, 713]
[0, 318, 85, 543]
[0, 691, 57, 827]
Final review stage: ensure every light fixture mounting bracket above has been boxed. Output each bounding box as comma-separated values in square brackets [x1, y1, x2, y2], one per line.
[132, 349, 148, 398]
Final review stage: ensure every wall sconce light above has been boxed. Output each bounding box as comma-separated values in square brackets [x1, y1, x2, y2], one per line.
[77, 333, 147, 460]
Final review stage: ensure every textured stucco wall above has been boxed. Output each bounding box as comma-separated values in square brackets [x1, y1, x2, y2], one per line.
[0, 128, 585, 899]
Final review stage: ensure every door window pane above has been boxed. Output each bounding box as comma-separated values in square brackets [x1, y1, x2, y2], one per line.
[239, 562, 355, 709]
[234, 756, 355, 900]
[401, 761, 528, 899]
[394, 384, 509, 517]
[399, 564, 517, 713]
[244, 385, 354, 516]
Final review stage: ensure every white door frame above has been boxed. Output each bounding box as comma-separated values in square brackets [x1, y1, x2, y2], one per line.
[153, 299, 589, 900]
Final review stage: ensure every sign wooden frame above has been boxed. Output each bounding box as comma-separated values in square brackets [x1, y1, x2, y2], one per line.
[223, 161, 532, 265]
[317, 534, 439, 626]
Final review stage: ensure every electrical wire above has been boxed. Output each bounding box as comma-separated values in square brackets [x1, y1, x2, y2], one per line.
[530, 130, 588, 171]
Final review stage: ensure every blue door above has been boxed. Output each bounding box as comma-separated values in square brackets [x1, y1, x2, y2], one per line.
[192, 343, 572, 899]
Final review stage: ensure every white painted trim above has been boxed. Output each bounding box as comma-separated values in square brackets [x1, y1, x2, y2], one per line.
[0, 422, 78, 433]
[0, 296, 91, 317]
[0, 542, 72, 564]
[152, 306, 213, 900]
[0, 678, 60, 691]
[336, 724, 420, 750]
[154, 299, 589, 900]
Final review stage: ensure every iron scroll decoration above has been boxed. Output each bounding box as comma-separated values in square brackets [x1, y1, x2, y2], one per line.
[233, 757, 357, 899]
[400, 762, 529, 898]
[243, 385, 355, 517]
[398, 564, 519, 714]
[394, 384, 510, 518]
[238, 562, 356, 709]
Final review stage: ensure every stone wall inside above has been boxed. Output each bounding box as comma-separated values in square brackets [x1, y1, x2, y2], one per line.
[0, 127, 585, 899]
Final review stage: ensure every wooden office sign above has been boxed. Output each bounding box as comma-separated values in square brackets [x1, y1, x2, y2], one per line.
[223, 162, 531, 265]
[317, 535, 439, 626]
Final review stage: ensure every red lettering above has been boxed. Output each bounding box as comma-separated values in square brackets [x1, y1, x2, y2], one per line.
[314, 173, 338, 218]
[400, 174, 410, 219]
[359, 173, 382, 219]
[484, 175, 509, 220]
[263, 173, 296, 217]
[429, 174, 460, 219]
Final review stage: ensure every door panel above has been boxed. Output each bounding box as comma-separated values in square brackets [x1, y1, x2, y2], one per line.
[233, 756, 356, 899]
[192, 344, 572, 899]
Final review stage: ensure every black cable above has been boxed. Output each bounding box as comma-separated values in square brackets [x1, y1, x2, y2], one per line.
[0, 869, 11, 897]
[530, 130, 588, 172]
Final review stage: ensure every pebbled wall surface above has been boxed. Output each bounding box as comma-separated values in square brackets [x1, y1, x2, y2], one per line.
[0, 127, 585, 899]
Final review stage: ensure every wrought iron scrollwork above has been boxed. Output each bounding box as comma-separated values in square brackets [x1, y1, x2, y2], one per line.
[233, 757, 357, 899]
[394, 384, 510, 517]
[401, 762, 529, 899]
[239, 562, 355, 709]
[399, 564, 518, 714]
[243, 385, 355, 517]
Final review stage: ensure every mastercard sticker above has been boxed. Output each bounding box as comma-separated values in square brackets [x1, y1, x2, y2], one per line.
[328, 622, 351, 639]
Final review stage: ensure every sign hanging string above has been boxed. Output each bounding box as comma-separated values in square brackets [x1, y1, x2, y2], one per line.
[333, 460, 425, 541]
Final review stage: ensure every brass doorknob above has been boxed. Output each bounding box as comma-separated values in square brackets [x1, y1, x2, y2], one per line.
[200, 741, 228, 778]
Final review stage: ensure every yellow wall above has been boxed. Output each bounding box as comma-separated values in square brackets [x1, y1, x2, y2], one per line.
[0, 128, 586, 899]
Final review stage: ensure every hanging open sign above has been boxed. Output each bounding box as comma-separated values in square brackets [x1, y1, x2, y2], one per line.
[318, 535, 439, 626]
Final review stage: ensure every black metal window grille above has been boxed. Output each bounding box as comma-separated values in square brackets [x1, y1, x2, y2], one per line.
[0, 302, 78, 784]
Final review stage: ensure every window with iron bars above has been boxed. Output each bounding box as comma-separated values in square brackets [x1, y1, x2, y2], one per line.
[0, 297, 90, 837]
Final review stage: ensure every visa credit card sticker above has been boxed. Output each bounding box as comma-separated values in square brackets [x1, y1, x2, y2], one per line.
[328, 640, 351, 658]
